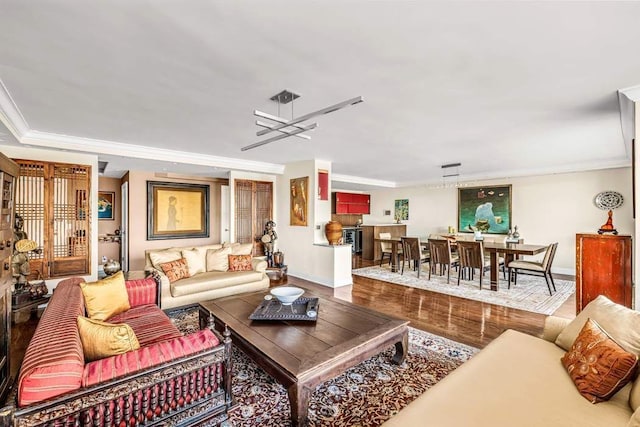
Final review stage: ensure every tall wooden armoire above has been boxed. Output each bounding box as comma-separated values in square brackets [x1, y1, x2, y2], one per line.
[575, 233, 632, 314]
[0, 153, 19, 402]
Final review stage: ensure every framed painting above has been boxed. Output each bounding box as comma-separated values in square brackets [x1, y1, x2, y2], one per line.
[458, 185, 512, 234]
[147, 181, 209, 240]
[290, 176, 308, 226]
[97, 191, 114, 220]
[394, 199, 409, 221]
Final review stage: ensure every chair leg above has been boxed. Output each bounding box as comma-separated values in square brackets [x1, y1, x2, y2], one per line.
[507, 268, 512, 289]
[446, 264, 450, 284]
[479, 268, 483, 290]
[544, 273, 553, 296]
[417, 259, 421, 278]
[549, 273, 557, 292]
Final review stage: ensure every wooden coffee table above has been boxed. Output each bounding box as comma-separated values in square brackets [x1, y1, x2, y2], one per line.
[199, 288, 408, 426]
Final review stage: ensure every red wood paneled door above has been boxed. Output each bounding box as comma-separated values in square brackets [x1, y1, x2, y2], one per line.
[575, 233, 632, 313]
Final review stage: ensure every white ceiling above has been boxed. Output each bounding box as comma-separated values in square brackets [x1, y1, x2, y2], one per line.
[1, 1, 639, 187]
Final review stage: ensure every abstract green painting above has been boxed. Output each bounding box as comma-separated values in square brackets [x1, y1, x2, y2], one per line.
[394, 199, 409, 221]
[458, 185, 511, 234]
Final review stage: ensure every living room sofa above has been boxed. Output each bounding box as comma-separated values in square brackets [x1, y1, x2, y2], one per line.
[144, 242, 270, 309]
[383, 295, 640, 427]
[1, 275, 233, 426]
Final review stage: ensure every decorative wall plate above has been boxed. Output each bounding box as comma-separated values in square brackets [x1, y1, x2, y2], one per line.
[594, 191, 624, 210]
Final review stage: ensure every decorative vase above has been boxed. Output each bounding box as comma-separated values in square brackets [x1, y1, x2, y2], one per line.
[273, 251, 284, 267]
[325, 221, 343, 245]
[103, 259, 121, 276]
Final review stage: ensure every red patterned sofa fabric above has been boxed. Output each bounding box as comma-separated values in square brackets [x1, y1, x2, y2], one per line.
[17, 278, 86, 406]
[125, 276, 157, 307]
[107, 304, 182, 347]
[82, 329, 220, 387]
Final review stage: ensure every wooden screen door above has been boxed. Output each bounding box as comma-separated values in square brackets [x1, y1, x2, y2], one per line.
[14, 160, 91, 278]
[234, 180, 273, 256]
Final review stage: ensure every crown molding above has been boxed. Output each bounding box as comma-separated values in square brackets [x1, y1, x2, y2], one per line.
[331, 173, 397, 188]
[0, 79, 29, 139]
[21, 130, 285, 175]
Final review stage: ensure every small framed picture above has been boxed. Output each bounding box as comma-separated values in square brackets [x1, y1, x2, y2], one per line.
[98, 191, 115, 220]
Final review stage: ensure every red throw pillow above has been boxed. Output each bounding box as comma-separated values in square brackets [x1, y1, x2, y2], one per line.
[228, 255, 253, 271]
[159, 258, 190, 283]
[561, 318, 638, 403]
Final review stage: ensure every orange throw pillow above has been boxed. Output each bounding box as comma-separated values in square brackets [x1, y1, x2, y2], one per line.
[561, 318, 638, 403]
[228, 255, 253, 272]
[159, 258, 190, 283]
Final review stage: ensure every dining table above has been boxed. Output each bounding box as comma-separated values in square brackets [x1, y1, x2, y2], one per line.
[373, 237, 548, 291]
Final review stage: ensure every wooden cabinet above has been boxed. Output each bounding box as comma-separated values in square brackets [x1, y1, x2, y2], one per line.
[332, 192, 370, 214]
[575, 234, 632, 313]
[361, 224, 407, 261]
[0, 152, 18, 403]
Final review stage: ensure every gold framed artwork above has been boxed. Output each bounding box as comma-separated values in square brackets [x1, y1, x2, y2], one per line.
[290, 176, 308, 226]
[97, 191, 114, 220]
[147, 181, 209, 239]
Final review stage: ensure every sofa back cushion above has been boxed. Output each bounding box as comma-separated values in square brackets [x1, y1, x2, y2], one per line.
[182, 248, 206, 276]
[80, 271, 131, 321]
[82, 329, 220, 387]
[18, 277, 86, 406]
[107, 304, 182, 347]
[148, 249, 182, 271]
[206, 247, 232, 271]
[554, 295, 640, 411]
[225, 242, 254, 256]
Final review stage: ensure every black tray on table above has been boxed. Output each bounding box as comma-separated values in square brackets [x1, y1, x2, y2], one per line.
[249, 297, 319, 321]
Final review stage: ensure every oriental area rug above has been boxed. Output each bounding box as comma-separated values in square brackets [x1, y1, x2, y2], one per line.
[352, 265, 574, 315]
[171, 308, 477, 427]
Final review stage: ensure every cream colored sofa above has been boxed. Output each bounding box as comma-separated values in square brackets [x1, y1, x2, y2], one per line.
[145, 242, 270, 309]
[383, 295, 640, 427]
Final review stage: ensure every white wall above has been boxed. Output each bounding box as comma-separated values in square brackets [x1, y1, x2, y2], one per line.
[363, 168, 633, 275]
[277, 160, 352, 287]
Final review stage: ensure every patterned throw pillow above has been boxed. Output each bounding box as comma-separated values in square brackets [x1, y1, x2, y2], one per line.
[561, 318, 638, 403]
[159, 258, 190, 283]
[228, 255, 253, 271]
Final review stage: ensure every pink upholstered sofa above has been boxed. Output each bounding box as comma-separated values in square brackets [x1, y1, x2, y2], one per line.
[1, 275, 232, 426]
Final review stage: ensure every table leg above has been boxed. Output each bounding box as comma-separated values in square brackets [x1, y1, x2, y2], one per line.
[392, 330, 408, 365]
[489, 251, 499, 291]
[288, 382, 312, 427]
[390, 241, 399, 272]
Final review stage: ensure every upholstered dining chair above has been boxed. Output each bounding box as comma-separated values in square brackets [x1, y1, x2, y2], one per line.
[400, 237, 429, 278]
[379, 232, 402, 267]
[456, 240, 490, 289]
[507, 242, 559, 295]
[428, 238, 458, 284]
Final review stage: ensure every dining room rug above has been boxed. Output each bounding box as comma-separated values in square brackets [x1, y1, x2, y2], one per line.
[352, 265, 574, 315]
[170, 308, 477, 427]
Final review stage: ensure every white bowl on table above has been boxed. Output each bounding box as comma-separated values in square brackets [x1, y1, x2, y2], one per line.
[270, 286, 304, 305]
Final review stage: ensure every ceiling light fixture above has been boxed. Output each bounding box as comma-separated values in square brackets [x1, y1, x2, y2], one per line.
[241, 90, 363, 151]
[440, 162, 468, 188]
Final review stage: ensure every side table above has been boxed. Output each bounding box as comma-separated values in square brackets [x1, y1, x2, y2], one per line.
[12, 295, 50, 324]
[266, 265, 288, 284]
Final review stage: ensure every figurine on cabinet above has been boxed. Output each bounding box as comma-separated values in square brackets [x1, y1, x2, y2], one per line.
[261, 220, 278, 267]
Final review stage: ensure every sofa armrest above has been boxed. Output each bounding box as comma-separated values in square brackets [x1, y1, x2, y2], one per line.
[541, 316, 571, 342]
[125, 275, 159, 307]
[146, 267, 171, 308]
[252, 258, 267, 273]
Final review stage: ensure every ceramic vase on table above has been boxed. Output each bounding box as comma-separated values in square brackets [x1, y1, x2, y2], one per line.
[325, 221, 343, 245]
[103, 259, 121, 276]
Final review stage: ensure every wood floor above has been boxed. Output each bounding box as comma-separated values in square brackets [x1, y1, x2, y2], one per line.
[10, 256, 575, 382]
[281, 255, 576, 350]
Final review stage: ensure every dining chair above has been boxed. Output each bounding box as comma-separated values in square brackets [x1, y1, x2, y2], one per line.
[456, 240, 490, 289]
[428, 238, 458, 284]
[507, 242, 559, 295]
[400, 237, 429, 278]
[379, 232, 402, 267]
